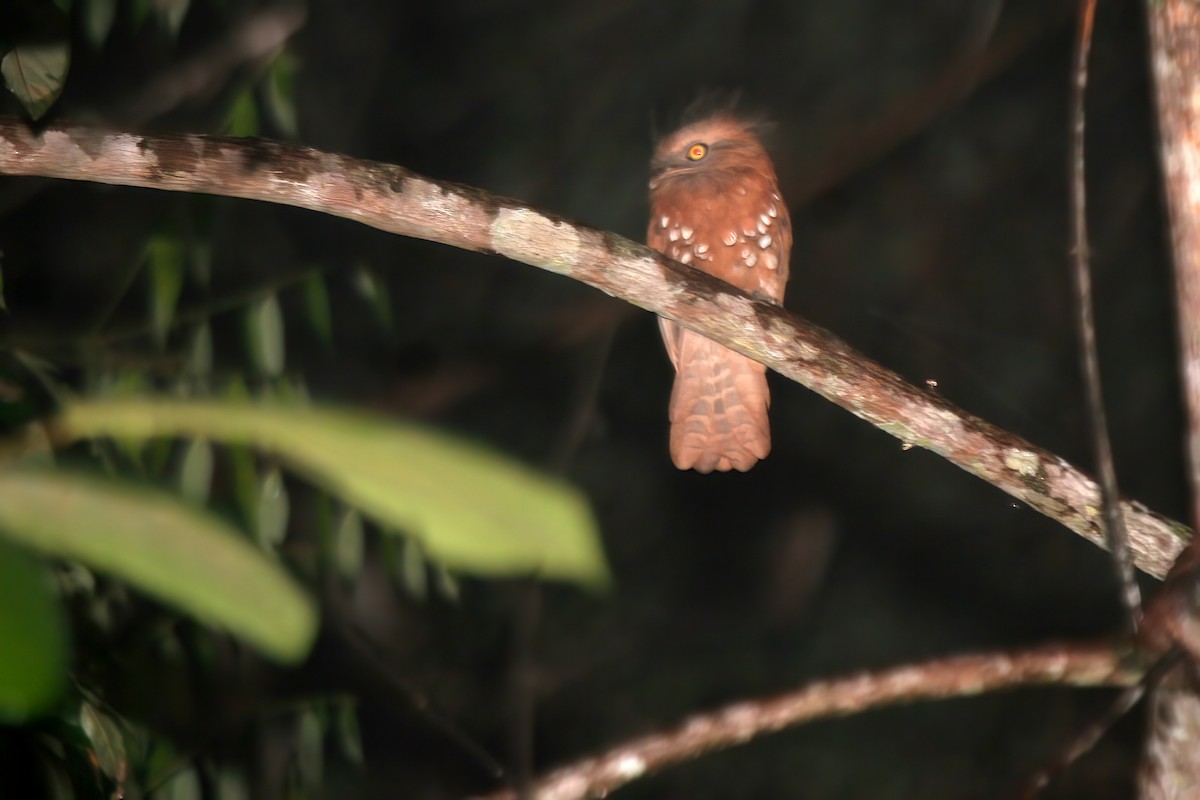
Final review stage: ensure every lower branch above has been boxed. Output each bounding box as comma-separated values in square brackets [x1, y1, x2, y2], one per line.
[474, 642, 1139, 800]
[0, 119, 1188, 576]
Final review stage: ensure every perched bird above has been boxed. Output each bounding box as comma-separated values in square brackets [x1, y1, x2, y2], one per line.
[647, 113, 792, 473]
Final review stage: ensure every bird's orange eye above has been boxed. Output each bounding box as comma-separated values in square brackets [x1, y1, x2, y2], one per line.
[686, 143, 708, 161]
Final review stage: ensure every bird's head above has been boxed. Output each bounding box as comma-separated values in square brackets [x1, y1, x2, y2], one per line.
[649, 114, 772, 192]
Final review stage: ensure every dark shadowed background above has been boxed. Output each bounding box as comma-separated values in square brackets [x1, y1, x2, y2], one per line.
[0, 0, 1186, 797]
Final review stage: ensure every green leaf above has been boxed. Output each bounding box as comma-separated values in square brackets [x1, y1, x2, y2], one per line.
[334, 507, 364, 581]
[303, 271, 333, 346]
[39, 751, 74, 800]
[0, 543, 66, 721]
[224, 88, 259, 138]
[0, 470, 318, 662]
[398, 536, 427, 600]
[226, 444, 259, 531]
[157, 0, 191, 39]
[80, 701, 125, 781]
[334, 701, 363, 766]
[146, 235, 186, 349]
[216, 769, 250, 800]
[160, 767, 201, 800]
[130, 0, 151, 28]
[189, 240, 212, 286]
[263, 50, 299, 138]
[245, 294, 285, 377]
[352, 268, 392, 334]
[186, 323, 213, 379]
[255, 465, 289, 549]
[177, 438, 213, 505]
[295, 709, 323, 790]
[433, 563, 460, 602]
[57, 399, 609, 587]
[85, 0, 118, 48]
[2, 42, 70, 121]
[269, 375, 310, 405]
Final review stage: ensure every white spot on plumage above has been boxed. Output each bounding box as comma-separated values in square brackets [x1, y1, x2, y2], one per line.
[744, 251, 758, 267]
[681, 226, 693, 241]
[768, 204, 778, 218]
[763, 252, 778, 270]
[723, 230, 738, 246]
[695, 243, 709, 254]
[660, 216, 670, 229]
[757, 220, 768, 234]
[742, 225, 756, 237]
[741, 247, 751, 259]
[680, 251, 693, 265]
[668, 227, 680, 242]
[759, 213, 771, 227]
[758, 234, 772, 249]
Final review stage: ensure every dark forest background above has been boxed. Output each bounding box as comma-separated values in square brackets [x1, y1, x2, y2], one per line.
[0, 0, 1187, 797]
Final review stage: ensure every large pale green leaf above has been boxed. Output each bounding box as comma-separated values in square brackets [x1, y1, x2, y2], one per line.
[56, 399, 609, 586]
[0, 470, 317, 662]
[0, 542, 67, 721]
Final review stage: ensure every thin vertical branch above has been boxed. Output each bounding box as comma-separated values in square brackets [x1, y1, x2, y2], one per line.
[1146, 0, 1200, 536]
[1069, 0, 1142, 629]
[1141, 0, 1200, 796]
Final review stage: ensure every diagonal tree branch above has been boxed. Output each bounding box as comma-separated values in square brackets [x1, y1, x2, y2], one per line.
[0, 117, 1189, 577]
[472, 642, 1141, 800]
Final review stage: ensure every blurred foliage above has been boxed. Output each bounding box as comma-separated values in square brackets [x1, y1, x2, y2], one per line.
[0, 2, 609, 797]
[0, 541, 67, 722]
[57, 398, 607, 586]
[0, 0, 1189, 797]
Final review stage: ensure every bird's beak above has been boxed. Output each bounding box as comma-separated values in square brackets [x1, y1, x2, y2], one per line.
[649, 160, 688, 190]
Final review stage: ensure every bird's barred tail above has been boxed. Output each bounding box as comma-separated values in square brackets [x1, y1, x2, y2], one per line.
[668, 329, 771, 473]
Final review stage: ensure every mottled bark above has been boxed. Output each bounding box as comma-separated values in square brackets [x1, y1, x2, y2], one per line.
[1140, 668, 1200, 800]
[1142, 1, 1200, 796]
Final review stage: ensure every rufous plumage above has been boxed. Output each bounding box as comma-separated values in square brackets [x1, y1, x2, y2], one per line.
[647, 114, 791, 472]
